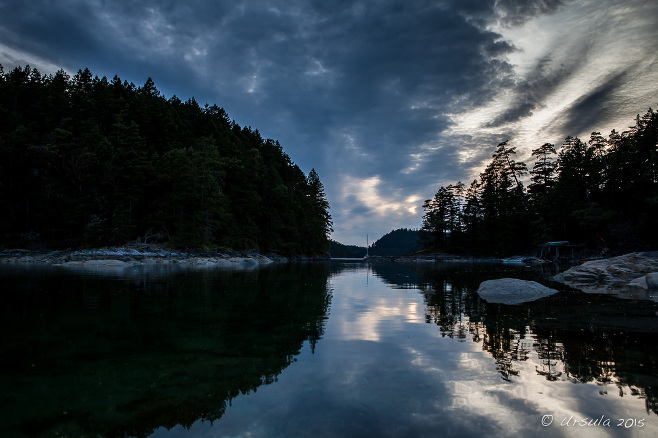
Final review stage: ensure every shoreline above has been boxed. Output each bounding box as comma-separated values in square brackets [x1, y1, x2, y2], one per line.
[347, 254, 531, 263]
[0, 244, 329, 269]
[4, 247, 657, 300]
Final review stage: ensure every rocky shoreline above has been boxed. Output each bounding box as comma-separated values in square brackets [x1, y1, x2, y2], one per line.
[553, 251, 658, 300]
[0, 244, 328, 270]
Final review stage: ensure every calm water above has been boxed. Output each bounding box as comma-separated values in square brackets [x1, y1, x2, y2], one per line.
[1, 261, 657, 437]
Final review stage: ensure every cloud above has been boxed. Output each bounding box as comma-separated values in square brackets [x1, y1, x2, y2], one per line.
[493, 0, 566, 26]
[331, 175, 423, 241]
[560, 70, 629, 136]
[442, 0, 658, 184]
[0, 2, 100, 67]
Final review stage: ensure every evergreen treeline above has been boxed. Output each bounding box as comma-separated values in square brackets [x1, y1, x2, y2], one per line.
[329, 240, 366, 258]
[0, 65, 332, 254]
[421, 109, 658, 255]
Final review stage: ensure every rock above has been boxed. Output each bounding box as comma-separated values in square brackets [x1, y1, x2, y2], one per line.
[477, 278, 558, 305]
[628, 272, 658, 290]
[553, 252, 658, 297]
[57, 259, 130, 271]
[629, 276, 648, 289]
[647, 273, 658, 289]
[0, 244, 282, 270]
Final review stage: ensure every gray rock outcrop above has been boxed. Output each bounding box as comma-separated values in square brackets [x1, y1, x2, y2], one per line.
[477, 278, 558, 305]
[553, 252, 658, 299]
[0, 245, 276, 269]
[628, 272, 658, 290]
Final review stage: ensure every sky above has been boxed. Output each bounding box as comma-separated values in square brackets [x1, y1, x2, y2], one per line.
[1, 0, 657, 246]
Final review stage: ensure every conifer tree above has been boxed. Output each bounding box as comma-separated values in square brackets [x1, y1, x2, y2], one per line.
[305, 168, 333, 254]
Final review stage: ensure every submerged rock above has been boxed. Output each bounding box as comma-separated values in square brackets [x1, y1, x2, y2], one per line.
[477, 278, 558, 305]
[553, 252, 658, 299]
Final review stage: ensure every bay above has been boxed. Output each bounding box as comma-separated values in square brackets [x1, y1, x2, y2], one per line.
[1, 260, 656, 437]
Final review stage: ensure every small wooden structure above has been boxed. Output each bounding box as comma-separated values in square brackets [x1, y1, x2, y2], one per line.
[539, 241, 578, 261]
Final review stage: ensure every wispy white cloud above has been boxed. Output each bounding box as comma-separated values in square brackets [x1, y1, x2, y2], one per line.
[438, 0, 658, 184]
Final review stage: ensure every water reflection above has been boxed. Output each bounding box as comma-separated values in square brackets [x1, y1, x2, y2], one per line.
[3, 261, 657, 437]
[0, 264, 332, 437]
[370, 261, 658, 415]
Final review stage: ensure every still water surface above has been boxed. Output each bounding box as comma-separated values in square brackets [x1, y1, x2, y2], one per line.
[1, 261, 657, 437]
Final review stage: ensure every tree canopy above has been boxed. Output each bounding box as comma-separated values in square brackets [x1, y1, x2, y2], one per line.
[421, 109, 658, 255]
[0, 65, 332, 254]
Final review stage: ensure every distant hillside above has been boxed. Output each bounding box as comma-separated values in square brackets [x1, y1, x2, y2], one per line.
[370, 228, 420, 256]
[330, 228, 420, 258]
[329, 240, 366, 258]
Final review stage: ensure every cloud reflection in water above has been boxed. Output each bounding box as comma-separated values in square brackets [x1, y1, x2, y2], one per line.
[156, 261, 658, 437]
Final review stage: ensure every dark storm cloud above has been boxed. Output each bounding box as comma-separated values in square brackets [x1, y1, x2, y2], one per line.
[445, 0, 565, 29]
[0, 1, 206, 99]
[493, 0, 566, 26]
[559, 70, 630, 137]
[179, 0, 521, 184]
[0, 0, 559, 155]
[482, 53, 576, 129]
[0, 1, 102, 64]
[347, 202, 373, 216]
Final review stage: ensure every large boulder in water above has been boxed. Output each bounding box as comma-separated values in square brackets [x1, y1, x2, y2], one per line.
[477, 278, 558, 305]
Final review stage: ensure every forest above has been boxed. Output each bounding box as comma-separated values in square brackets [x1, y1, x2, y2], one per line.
[0, 65, 332, 254]
[420, 108, 658, 256]
[329, 240, 366, 258]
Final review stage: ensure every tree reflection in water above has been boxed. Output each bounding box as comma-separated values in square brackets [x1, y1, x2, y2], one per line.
[3, 260, 657, 437]
[369, 261, 658, 415]
[0, 263, 332, 438]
